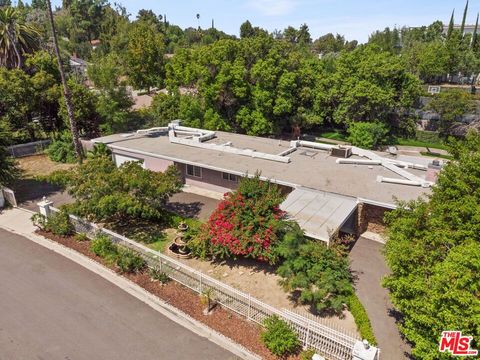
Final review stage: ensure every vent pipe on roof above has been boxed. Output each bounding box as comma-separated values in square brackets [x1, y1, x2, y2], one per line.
[337, 159, 382, 166]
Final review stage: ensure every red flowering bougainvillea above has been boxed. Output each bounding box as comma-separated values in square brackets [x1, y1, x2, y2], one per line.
[189, 174, 286, 264]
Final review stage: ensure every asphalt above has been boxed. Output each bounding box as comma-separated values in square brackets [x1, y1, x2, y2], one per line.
[349, 237, 412, 359]
[0, 228, 237, 360]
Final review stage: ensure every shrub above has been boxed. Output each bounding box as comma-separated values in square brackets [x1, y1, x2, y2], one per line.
[87, 143, 111, 159]
[261, 315, 300, 357]
[193, 174, 286, 264]
[300, 349, 316, 360]
[45, 211, 74, 236]
[149, 267, 170, 284]
[46, 131, 76, 163]
[90, 234, 118, 261]
[276, 230, 353, 313]
[74, 232, 89, 242]
[31, 213, 47, 230]
[116, 248, 146, 273]
[347, 294, 377, 345]
[347, 122, 388, 149]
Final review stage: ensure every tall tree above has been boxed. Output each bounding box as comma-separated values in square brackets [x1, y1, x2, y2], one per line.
[0, 127, 19, 186]
[0, 7, 40, 68]
[240, 20, 254, 38]
[384, 133, 480, 360]
[45, 0, 83, 163]
[447, 9, 455, 40]
[472, 13, 479, 49]
[124, 21, 165, 92]
[460, 0, 469, 36]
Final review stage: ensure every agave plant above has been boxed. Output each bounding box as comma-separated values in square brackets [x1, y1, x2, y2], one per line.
[0, 7, 41, 68]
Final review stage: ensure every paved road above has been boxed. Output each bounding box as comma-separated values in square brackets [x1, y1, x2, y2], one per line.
[349, 237, 412, 360]
[0, 228, 236, 360]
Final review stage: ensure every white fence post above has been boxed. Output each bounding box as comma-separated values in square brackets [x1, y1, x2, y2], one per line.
[247, 294, 251, 320]
[37, 197, 53, 217]
[199, 272, 203, 293]
[305, 322, 311, 350]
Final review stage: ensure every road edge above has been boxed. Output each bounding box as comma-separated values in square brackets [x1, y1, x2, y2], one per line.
[0, 222, 261, 360]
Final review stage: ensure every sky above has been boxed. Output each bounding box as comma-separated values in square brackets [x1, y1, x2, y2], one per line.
[48, 0, 477, 43]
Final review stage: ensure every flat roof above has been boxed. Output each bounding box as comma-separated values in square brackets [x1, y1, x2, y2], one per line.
[280, 187, 358, 241]
[93, 131, 431, 205]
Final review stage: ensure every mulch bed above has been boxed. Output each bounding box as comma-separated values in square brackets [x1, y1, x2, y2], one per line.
[36, 230, 301, 360]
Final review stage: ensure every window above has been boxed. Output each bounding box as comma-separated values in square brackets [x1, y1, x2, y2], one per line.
[186, 164, 202, 178]
[222, 172, 238, 182]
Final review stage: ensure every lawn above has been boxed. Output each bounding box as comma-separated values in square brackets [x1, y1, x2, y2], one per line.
[395, 138, 448, 150]
[316, 130, 348, 141]
[18, 154, 76, 178]
[147, 229, 176, 252]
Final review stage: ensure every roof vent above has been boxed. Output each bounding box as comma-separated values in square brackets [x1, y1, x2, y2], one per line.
[300, 150, 318, 158]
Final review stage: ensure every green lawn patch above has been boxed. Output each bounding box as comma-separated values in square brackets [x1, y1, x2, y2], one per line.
[147, 231, 175, 252]
[318, 130, 348, 141]
[395, 137, 447, 150]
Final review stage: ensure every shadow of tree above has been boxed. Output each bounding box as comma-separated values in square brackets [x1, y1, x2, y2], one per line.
[12, 178, 64, 203]
[165, 201, 203, 218]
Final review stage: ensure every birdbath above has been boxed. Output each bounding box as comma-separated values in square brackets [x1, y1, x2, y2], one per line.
[169, 222, 191, 258]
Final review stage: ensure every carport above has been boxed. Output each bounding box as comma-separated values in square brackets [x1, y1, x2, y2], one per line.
[280, 187, 358, 244]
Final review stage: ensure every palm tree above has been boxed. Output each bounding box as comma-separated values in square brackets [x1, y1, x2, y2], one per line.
[0, 7, 40, 68]
[45, 0, 83, 163]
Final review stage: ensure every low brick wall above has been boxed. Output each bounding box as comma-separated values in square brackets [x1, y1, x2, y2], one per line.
[357, 203, 392, 235]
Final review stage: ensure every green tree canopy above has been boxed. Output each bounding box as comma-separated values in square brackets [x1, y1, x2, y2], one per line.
[427, 89, 476, 135]
[0, 126, 20, 186]
[124, 21, 165, 92]
[0, 6, 40, 68]
[384, 132, 480, 359]
[49, 156, 182, 224]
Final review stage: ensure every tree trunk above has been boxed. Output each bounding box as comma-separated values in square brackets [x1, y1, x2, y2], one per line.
[7, 31, 23, 69]
[46, 0, 84, 164]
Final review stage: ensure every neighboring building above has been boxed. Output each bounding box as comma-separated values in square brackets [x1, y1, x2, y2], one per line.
[92, 122, 439, 244]
[90, 39, 101, 50]
[69, 57, 88, 77]
[443, 24, 477, 36]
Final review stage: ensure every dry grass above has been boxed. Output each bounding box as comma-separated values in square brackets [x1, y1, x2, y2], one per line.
[17, 154, 76, 178]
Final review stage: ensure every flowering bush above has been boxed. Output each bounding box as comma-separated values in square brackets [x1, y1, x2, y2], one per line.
[189, 174, 286, 264]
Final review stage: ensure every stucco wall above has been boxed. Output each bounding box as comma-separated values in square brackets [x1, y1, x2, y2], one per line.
[112, 149, 174, 172]
[176, 163, 239, 194]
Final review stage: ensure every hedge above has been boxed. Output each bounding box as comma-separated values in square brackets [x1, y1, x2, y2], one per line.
[347, 293, 377, 346]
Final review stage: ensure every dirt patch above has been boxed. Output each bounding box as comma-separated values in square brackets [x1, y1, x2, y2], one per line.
[36, 229, 302, 360]
[175, 256, 359, 336]
[18, 154, 76, 178]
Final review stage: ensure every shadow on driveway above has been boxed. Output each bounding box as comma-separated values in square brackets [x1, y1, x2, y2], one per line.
[12, 178, 73, 211]
[349, 237, 412, 359]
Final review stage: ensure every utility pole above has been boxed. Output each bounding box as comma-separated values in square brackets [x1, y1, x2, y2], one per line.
[45, 0, 83, 163]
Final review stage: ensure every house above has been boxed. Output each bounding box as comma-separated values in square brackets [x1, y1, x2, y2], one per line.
[69, 57, 88, 77]
[92, 122, 439, 244]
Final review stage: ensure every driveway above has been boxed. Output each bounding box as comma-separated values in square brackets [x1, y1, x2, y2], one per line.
[166, 192, 220, 221]
[349, 237, 412, 359]
[12, 178, 73, 211]
[0, 228, 236, 360]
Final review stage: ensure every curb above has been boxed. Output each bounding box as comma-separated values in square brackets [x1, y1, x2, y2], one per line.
[0, 222, 261, 360]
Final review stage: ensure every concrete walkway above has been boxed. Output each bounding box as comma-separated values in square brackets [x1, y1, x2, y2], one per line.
[349, 237, 412, 359]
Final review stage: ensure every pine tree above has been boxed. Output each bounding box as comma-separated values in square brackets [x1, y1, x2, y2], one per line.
[447, 9, 455, 39]
[460, 0, 469, 36]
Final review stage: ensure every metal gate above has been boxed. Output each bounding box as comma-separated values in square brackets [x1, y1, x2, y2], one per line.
[2, 187, 17, 207]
